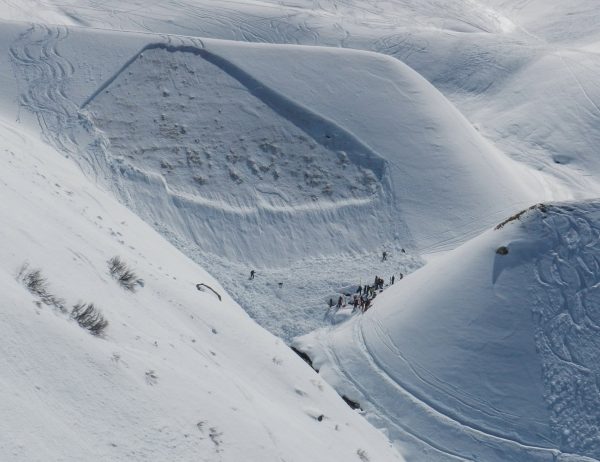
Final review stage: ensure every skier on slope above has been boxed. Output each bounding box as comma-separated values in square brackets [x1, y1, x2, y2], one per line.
[249, 270, 255, 280]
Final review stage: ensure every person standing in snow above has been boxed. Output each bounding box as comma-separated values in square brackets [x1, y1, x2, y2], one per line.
[357, 285, 362, 295]
[382, 251, 387, 261]
[328, 298, 334, 308]
[249, 270, 255, 280]
[337, 296, 343, 309]
[391, 275, 395, 285]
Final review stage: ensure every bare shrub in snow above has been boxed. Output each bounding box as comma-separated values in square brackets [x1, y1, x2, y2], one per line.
[17, 263, 66, 312]
[108, 256, 144, 292]
[71, 302, 108, 336]
[356, 449, 370, 462]
[495, 203, 548, 230]
[145, 370, 158, 386]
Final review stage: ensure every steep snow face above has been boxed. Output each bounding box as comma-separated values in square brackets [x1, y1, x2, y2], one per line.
[0, 115, 405, 462]
[82, 43, 394, 265]
[78, 38, 544, 261]
[296, 202, 600, 461]
[4, 22, 548, 339]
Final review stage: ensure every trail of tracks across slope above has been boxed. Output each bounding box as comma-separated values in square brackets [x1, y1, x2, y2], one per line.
[323, 318, 561, 462]
[9, 24, 78, 154]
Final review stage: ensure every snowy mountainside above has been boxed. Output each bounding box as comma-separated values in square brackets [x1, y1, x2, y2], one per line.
[1, 2, 600, 462]
[3, 21, 551, 338]
[0, 115, 404, 462]
[296, 201, 600, 461]
[3, 1, 600, 202]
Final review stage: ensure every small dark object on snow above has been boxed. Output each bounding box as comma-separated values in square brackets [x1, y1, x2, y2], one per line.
[496, 246, 509, 255]
[196, 283, 222, 301]
[71, 302, 108, 336]
[317, 414, 324, 422]
[278, 282, 283, 288]
[342, 395, 362, 410]
[249, 269, 255, 280]
[291, 346, 318, 372]
[495, 203, 548, 230]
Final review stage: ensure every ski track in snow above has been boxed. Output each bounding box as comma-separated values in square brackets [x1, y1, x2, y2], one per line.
[533, 205, 600, 457]
[9, 23, 78, 154]
[320, 318, 561, 461]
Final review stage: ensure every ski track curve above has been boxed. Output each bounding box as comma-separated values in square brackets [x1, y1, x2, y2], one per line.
[354, 318, 559, 461]
[9, 24, 78, 155]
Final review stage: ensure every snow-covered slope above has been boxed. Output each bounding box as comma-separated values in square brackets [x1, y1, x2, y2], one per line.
[296, 202, 600, 461]
[0, 116, 404, 461]
[2, 2, 600, 461]
[2, 20, 552, 339]
[2, 1, 600, 205]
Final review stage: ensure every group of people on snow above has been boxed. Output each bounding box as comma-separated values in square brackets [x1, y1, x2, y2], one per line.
[328, 272, 403, 314]
[248, 249, 406, 316]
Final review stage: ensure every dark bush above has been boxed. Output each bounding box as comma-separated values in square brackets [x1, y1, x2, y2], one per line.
[17, 264, 66, 312]
[496, 246, 509, 255]
[108, 256, 144, 292]
[495, 203, 547, 230]
[71, 302, 108, 336]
